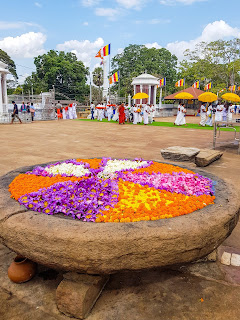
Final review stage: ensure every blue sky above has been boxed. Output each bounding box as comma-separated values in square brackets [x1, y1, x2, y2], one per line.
[0, 0, 240, 83]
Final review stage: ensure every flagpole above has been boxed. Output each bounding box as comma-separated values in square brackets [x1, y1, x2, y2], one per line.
[109, 51, 111, 103]
[118, 70, 120, 103]
[159, 87, 162, 109]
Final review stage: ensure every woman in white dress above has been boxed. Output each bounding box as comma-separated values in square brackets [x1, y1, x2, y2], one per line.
[143, 104, 150, 125]
[62, 107, 66, 120]
[228, 103, 234, 121]
[174, 103, 186, 125]
[72, 103, 77, 119]
[205, 104, 213, 126]
[133, 105, 138, 125]
[68, 104, 73, 119]
[200, 103, 207, 126]
[215, 103, 223, 122]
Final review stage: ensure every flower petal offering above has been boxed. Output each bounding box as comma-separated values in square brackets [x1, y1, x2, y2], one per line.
[9, 158, 215, 223]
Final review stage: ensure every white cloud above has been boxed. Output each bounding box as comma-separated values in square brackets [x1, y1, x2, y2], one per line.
[95, 8, 119, 20]
[0, 21, 42, 30]
[160, 0, 205, 5]
[166, 20, 240, 60]
[116, 0, 147, 9]
[0, 32, 46, 58]
[34, 2, 42, 8]
[56, 37, 104, 67]
[117, 48, 124, 54]
[83, 22, 89, 26]
[81, 0, 101, 6]
[145, 42, 162, 49]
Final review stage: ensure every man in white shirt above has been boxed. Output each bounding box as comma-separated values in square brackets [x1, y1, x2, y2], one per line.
[106, 101, 113, 121]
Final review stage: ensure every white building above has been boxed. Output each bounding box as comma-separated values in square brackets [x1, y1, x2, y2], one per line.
[131, 73, 159, 106]
[0, 61, 10, 122]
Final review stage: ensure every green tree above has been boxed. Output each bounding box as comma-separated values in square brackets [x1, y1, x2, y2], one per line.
[92, 67, 103, 101]
[0, 49, 18, 79]
[179, 39, 240, 93]
[111, 44, 178, 96]
[32, 50, 89, 101]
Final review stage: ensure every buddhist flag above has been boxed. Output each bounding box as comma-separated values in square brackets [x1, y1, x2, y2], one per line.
[95, 48, 103, 59]
[238, 86, 240, 91]
[109, 71, 120, 84]
[204, 82, 212, 90]
[159, 78, 166, 87]
[229, 85, 236, 92]
[95, 44, 111, 58]
[219, 88, 226, 93]
[175, 78, 185, 87]
[192, 81, 200, 89]
[103, 44, 111, 56]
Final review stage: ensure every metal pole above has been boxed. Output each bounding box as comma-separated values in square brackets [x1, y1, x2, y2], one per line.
[159, 87, 162, 109]
[21, 87, 24, 101]
[89, 72, 92, 105]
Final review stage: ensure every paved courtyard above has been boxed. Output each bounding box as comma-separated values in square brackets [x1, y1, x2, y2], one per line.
[0, 118, 240, 320]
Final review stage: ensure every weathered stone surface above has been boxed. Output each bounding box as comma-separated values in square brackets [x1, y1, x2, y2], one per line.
[221, 252, 231, 266]
[195, 149, 223, 167]
[56, 273, 108, 319]
[231, 254, 240, 267]
[0, 163, 239, 274]
[161, 146, 200, 162]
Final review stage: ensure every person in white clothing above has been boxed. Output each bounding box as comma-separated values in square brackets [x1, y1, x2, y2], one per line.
[124, 104, 130, 122]
[205, 104, 213, 126]
[149, 104, 156, 123]
[62, 107, 66, 120]
[133, 105, 139, 124]
[143, 104, 150, 125]
[106, 102, 113, 121]
[228, 103, 234, 121]
[72, 103, 77, 119]
[200, 103, 207, 126]
[68, 104, 73, 119]
[174, 103, 186, 125]
[96, 103, 102, 121]
[215, 103, 223, 122]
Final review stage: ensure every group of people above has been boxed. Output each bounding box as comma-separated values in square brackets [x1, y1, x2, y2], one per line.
[199, 102, 236, 127]
[174, 102, 239, 127]
[11, 101, 35, 124]
[90, 101, 156, 125]
[56, 101, 77, 120]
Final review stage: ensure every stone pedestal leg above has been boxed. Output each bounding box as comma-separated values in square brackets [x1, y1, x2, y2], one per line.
[56, 272, 109, 319]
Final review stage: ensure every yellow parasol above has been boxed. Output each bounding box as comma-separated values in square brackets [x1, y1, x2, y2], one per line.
[221, 93, 240, 102]
[198, 92, 218, 103]
[132, 92, 149, 99]
[174, 92, 194, 99]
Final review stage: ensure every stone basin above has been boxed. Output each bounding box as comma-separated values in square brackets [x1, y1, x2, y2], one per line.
[0, 162, 239, 274]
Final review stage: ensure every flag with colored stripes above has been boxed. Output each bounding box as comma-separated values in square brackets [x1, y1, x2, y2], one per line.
[103, 44, 111, 56]
[95, 44, 111, 58]
[204, 82, 212, 90]
[175, 78, 185, 87]
[192, 81, 200, 89]
[109, 71, 120, 84]
[219, 88, 226, 93]
[229, 85, 236, 92]
[159, 78, 166, 87]
[238, 86, 240, 91]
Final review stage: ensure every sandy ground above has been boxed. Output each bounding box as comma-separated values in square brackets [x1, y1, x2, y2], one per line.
[0, 118, 240, 320]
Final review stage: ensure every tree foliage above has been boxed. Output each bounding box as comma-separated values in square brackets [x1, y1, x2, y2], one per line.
[24, 50, 89, 101]
[0, 49, 18, 79]
[111, 44, 178, 96]
[178, 38, 240, 93]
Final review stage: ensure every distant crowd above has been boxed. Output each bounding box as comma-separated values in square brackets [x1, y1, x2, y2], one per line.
[90, 101, 156, 125]
[55, 101, 78, 120]
[174, 102, 240, 126]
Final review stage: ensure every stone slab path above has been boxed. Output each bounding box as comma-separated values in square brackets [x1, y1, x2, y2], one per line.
[0, 119, 240, 320]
